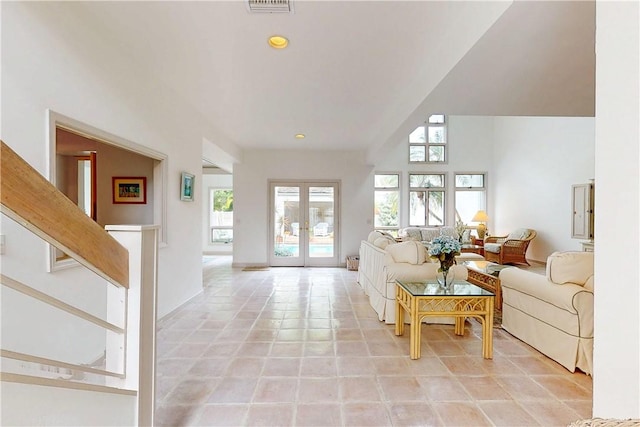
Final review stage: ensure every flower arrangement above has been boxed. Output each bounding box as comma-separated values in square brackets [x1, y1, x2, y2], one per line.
[429, 235, 461, 287]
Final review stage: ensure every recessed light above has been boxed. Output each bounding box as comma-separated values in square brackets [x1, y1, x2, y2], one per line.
[268, 35, 289, 49]
[295, 133, 305, 139]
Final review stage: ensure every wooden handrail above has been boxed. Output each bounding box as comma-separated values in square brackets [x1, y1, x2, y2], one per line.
[0, 141, 129, 288]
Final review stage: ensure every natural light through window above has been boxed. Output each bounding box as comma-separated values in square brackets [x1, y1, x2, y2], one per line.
[210, 188, 234, 244]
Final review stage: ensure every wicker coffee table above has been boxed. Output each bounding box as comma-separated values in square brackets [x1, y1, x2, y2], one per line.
[395, 280, 494, 359]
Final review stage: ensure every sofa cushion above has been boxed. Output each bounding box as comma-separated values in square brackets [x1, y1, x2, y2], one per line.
[374, 236, 395, 249]
[507, 228, 531, 240]
[420, 228, 440, 242]
[401, 227, 423, 241]
[546, 251, 594, 286]
[386, 241, 427, 265]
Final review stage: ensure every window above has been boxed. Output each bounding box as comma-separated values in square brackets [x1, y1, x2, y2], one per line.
[454, 173, 486, 224]
[409, 173, 446, 226]
[210, 188, 234, 244]
[374, 173, 400, 236]
[409, 114, 447, 163]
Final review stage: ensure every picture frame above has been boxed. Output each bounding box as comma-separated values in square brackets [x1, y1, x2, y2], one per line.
[112, 177, 147, 204]
[180, 172, 195, 202]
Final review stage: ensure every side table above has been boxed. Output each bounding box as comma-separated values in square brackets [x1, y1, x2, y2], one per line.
[461, 244, 484, 256]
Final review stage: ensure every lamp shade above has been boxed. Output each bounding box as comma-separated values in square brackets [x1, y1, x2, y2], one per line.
[472, 210, 489, 222]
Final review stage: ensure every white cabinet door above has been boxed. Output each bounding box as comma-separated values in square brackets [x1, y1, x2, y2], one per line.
[572, 183, 594, 240]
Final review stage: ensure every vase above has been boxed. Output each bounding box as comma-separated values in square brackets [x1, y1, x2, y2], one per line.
[437, 268, 455, 290]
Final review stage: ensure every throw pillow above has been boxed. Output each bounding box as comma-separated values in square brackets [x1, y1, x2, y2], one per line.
[367, 231, 383, 243]
[386, 241, 427, 265]
[402, 228, 423, 241]
[421, 228, 440, 242]
[374, 236, 395, 249]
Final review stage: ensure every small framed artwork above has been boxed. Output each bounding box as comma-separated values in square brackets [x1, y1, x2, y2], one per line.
[112, 177, 147, 204]
[180, 172, 195, 202]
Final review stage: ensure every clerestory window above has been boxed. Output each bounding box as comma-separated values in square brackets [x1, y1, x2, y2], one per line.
[409, 114, 447, 163]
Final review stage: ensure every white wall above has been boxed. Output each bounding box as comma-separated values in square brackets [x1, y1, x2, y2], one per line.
[202, 172, 233, 254]
[492, 117, 595, 262]
[233, 149, 373, 267]
[1, 2, 207, 322]
[593, 0, 640, 418]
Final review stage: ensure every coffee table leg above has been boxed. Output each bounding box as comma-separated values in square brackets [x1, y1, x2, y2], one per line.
[410, 301, 420, 359]
[454, 317, 465, 336]
[482, 297, 494, 359]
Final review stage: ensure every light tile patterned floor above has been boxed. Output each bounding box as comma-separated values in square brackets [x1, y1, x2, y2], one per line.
[154, 256, 592, 426]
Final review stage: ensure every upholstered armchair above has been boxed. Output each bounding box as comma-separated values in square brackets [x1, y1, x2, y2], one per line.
[484, 228, 536, 265]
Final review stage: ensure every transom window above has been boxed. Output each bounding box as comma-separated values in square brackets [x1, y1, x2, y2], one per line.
[374, 173, 400, 236]
[454, 173, 486, 225]
[409, 173, 446, 226]
[409, 114, 447, 163]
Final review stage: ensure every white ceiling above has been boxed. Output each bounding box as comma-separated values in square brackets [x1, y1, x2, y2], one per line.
[68, 1, 594, 163]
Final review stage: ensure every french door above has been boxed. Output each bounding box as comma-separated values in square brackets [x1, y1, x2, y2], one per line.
[269, 181, 339, 267]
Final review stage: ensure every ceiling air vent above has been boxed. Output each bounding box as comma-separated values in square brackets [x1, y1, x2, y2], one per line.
[246, 0, 293, 14]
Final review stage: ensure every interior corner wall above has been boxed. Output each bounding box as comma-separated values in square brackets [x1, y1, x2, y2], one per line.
[233, 149, 373, 267]
[1, 2, 205, 321]
[492, 116, 595, 262]
[202, 172, 233, 254]
[593, 0, 640, 418]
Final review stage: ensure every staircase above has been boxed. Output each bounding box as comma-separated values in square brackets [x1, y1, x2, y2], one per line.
[0, 141, 158, 426]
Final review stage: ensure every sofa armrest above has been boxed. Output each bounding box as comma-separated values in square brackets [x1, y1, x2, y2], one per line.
[500, 267, 593, 314]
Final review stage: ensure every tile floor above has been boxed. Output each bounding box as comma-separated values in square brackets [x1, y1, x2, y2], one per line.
[154, 256, 592, 426]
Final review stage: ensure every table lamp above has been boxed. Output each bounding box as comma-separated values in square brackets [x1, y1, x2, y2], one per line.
[472, 210, 489, 240]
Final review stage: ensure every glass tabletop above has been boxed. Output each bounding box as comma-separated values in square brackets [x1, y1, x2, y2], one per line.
[463, 260, 509, 277]
[396, 280, 494, 297]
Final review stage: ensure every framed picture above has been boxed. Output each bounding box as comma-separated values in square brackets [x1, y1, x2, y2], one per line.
[180, 172, 195, 201]
[113, 177, 147, 204]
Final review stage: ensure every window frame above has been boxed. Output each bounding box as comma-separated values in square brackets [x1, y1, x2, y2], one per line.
[408, 173, 447, 226]
[373, 172, 401, 236]
[453, 172, 487, 227]
[409, 114, 448, 164]
[209, 187, 234, 245]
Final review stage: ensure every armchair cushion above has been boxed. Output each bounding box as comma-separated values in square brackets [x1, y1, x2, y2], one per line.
[546, 251, 594, 287]
[507, 228, 531, 240]
[386, 241, 427, 265]
[484, 243, 502, 253]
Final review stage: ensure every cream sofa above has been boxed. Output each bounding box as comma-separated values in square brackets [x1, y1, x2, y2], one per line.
[398, 226, 459, 243]
[357, 231, 467, 324]
[500, 251, 594, 375]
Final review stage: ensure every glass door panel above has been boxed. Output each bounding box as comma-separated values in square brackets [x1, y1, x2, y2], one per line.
[270, 181, 339, 267]
[308, 186, 334, 261]
[272, 185, 303, 266]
